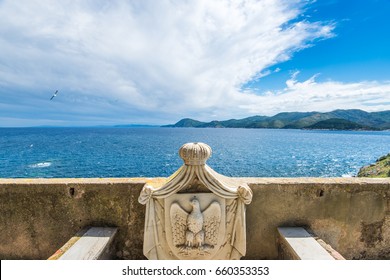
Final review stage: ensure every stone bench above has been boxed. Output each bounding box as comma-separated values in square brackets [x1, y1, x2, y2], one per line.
[277, 227, 344, 260]
[48, 227, 118, 260]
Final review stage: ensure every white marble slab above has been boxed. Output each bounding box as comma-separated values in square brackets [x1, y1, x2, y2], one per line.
[59, 227, 117, 260]
[278, 227, 335, 260]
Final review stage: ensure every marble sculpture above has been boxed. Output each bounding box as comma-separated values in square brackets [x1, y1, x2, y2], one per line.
[138, 142, 253, 259]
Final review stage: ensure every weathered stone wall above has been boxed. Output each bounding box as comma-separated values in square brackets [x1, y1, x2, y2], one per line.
[244, 178, 390, 260]
[0, 178, 148, 260]
[0, 178, 389, 260]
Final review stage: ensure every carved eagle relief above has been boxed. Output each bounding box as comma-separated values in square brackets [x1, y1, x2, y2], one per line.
[170, 198, 221, 252]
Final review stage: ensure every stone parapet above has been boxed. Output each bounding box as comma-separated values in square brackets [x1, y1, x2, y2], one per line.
[0, 177, 389, 259]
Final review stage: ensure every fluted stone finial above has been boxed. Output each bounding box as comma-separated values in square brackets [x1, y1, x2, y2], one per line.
[179, 142, 212, 165]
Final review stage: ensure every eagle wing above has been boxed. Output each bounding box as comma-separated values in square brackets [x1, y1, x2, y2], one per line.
[202, 201, 221, 246]
[170, 202, 188, 246]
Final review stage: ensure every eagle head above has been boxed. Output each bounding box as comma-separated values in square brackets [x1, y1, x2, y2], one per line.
[190, 198, 200, 209]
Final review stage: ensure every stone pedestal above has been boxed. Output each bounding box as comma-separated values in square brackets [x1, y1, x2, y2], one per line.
[138, 142, 253, 260]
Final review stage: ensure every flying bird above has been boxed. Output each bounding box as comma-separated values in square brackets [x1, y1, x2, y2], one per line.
[50, 90, 59, 100]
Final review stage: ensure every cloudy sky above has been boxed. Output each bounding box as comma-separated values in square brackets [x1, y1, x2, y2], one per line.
[0, 0, 389, 127]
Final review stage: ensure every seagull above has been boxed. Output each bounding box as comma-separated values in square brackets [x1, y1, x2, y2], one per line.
[50, 90, 59, 100]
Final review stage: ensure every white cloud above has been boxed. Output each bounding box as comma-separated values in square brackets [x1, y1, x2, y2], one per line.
[0, 0, 388, 126]
[238, 73, 390, 115]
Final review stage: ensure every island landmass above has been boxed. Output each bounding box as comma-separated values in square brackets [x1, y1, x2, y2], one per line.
[163, 109, 390, 131]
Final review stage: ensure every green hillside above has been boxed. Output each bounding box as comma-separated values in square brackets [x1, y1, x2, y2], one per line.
[284, 113, 332, 128]
[163, 118, 204, 127]
[164, 109, 390, 130]
[329, 109, 389, 128]
[304, 118, 377, 130]
[358, 154, 390, 178]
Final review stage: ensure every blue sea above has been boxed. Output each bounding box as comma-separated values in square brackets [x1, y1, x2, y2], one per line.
[0, 127, 389, 178]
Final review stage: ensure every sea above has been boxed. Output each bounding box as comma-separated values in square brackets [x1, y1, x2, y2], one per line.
[0, 127, 389, 178]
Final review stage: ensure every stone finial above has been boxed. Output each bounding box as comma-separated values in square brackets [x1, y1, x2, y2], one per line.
[179, 142, 212, 166]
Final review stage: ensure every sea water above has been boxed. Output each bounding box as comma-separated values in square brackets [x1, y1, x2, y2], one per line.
[0, 127, 389, 178]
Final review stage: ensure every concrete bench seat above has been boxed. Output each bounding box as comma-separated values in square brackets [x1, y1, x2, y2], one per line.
[277, 227, 344, 260]
[49, 227, 118, 260]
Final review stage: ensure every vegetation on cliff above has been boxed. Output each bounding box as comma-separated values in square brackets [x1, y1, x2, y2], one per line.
[358, 154, 390, 178]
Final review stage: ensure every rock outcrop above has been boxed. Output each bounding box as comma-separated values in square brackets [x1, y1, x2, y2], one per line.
[358, 154, 390, 177]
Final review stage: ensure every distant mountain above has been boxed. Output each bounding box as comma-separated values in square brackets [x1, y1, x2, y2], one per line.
[283, 113, 331, 128]
[304, 118, 378, 130]
[162, 118, 205, 128]
[114, 124, 159, 128]
[164, 109, 390, 130]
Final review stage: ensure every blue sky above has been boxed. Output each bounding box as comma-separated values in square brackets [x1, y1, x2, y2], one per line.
[245, 0, 390, 91]
[0, 0, 389, 127]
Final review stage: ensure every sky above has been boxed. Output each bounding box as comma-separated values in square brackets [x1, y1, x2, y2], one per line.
[0, 0, 389, 127]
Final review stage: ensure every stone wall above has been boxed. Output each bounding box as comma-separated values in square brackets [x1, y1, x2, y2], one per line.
[0, 177, 389, 260]
[244, 178, 390, 260]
